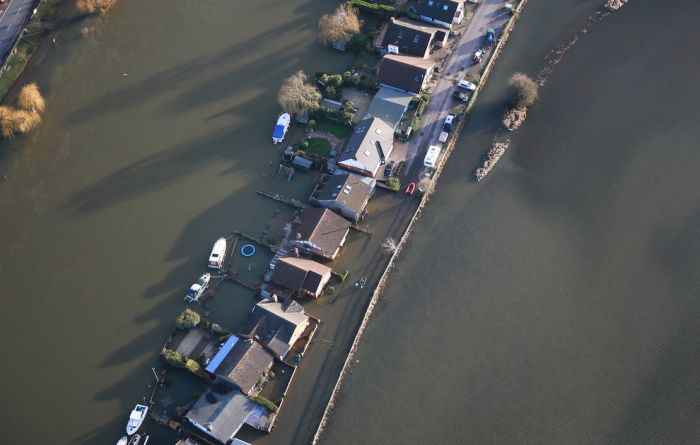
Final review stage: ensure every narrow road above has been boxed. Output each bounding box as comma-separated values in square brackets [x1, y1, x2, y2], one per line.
[404, 0, 512, 181]
[0, 0, 38, 65]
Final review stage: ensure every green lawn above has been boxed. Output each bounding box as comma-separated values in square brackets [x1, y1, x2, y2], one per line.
[0, 31, 42, 100]
[305, 137, 332, 158]
[314, 118, 353, 140]
[352, 51, 381, 70]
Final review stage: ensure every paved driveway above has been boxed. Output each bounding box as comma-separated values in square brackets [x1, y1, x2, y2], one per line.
[0, 0, 38, 65]
[404, 0, 512, 180]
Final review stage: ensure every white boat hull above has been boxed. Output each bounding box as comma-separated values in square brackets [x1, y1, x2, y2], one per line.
[208, 237, 227, 270]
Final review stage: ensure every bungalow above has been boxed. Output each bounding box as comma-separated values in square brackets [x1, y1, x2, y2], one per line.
[416, 0, 465, 29]
[184, 379, 273, 444]
[364, 86, 414, 132]
[240, 299, 310, 360]
[270, 256, 332, 299]
[377, 54, 435, 96]
[290, 207, 350, 260]
[338, 117, 394, 177]
[204, 336, 275, 396]
[380, 18, 447, 58]
[312, 173, 376, 223]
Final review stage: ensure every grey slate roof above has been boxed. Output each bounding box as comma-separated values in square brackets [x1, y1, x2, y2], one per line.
[338, 117, 394, 175]
[214, 339, 274, 395]
[240, 299, 309, 359]
[377, 54, 435, 95]
[185, 381, 257, 444]
[316, 173, 374, 215]
[381, 18, 437, 57]
[365, 86, 414, 130]
[416, 0, 461, 24]
[291, 207, 350, 258]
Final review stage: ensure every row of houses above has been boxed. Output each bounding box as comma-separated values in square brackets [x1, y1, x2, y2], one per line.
[334, 1, 468, 178]
[180, 3, 472, 443]
[183, 298, 313, 444]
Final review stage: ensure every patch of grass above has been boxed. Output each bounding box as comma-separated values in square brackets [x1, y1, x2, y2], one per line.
[314, 118, 353, 139]
[305, 137, 332, 158]
[352, 51, 381, 70]
[0, 31, 42, 100]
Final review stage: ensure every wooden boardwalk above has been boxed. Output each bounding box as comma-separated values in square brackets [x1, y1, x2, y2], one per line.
[256, 190, 308, 209]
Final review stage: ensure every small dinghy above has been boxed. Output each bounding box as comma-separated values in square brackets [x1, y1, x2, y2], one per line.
[185, 272, 211, 302]
[116, 436, 128, 445]
[126, 404, 148, 435]
[208, 237, 227, 270]
[272, 113, 291, 144]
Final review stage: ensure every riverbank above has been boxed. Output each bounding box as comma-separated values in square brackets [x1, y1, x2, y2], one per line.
[0, 0, 64, 101]
[312, 1, 529, 442]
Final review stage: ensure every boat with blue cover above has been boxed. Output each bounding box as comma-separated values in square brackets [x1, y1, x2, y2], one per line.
[272, 113, 290, 144]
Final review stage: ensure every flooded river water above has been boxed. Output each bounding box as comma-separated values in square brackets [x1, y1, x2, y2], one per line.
[0, 0, 356, 443]
[1, 0, 698, 444]
[322, 0, 700, 444]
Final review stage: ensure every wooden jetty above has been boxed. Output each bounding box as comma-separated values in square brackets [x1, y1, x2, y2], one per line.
[256, 190, 307, 209]
[350, 223, 371, 235]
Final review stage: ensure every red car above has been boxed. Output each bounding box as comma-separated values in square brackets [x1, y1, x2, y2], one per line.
[405, 182, 416, 196]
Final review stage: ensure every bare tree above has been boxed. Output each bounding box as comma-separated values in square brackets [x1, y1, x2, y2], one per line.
[318, 5, 361, 47]
[508, 72, 538, 109]
[381, 237, 399, 254]
[277, 70, 322, 116]
[17, 83, 46, 113]
[0, 106, 41, 139]
[76, 0, 117, 14]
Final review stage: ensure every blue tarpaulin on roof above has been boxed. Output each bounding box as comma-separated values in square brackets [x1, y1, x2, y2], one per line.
[205, 335, 239, 373]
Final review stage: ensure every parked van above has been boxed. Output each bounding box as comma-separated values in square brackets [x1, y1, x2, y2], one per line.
[458, 79, 477, 91]
[423, 145, 442, 168]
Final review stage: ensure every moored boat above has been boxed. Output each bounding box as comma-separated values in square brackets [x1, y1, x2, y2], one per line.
[185, 272, 211, 302]
[126, 404, 148, 436]
[116, 436, 128, 445]
[208, 237, 227, 270]
[128, 434, 142, 445]
[272, 113, 291, 144]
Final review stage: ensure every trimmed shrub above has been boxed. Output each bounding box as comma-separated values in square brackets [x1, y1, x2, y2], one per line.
[162, 349, 186, 368]
[386, 176, 401, 191]
[185, 359, 201, 375]
[175, 309, 201, 330]
[251, 395, 279, 413]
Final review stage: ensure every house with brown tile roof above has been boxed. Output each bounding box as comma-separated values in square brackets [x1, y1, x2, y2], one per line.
[270, 257, 332, 298]
[312, 173, 376, 222]
[377, 53, 436, 96]
[206, 337, 275, 396]
[290, 207, 350, 260]
[239, 299, 310, 360]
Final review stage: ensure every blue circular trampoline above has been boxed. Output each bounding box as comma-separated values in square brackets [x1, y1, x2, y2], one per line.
[240, 244, 256, 257]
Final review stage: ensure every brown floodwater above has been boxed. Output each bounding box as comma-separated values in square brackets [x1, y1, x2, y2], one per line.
[0, 0, 360, 443]
[321, 0, 700, 444]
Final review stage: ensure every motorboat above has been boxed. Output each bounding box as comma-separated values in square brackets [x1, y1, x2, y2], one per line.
[126, 404, 148, 435]
[116, 436, 128, 445]
[272, 113, 291, 144]
[128, 434, 142, 445]
[185, 272, 211, 302]
[208, 237, 227, 270]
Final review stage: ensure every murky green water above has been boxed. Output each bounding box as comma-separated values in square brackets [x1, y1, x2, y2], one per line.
[322, 0, 700, 444]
